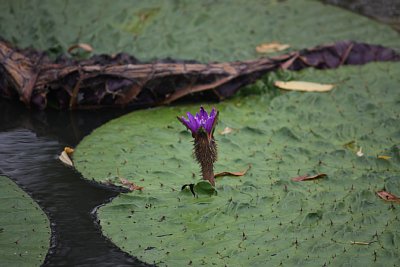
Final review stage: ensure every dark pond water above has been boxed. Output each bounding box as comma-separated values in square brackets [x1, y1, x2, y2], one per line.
[0, 99, 152, 266]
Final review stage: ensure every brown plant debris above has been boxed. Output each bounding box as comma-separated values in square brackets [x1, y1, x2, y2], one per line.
[376, 190, 400, 203]
[215, 165, 251, 178]
[119, 177, 144, 191]
[0, 39, 399, 110]
[291, 173, 327, 182]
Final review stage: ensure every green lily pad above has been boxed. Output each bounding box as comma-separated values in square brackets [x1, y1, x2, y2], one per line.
[0, 0, 399, 61]
[0, 176, 50, 267]
[74, 62, 400, 266]
[193, 181, 217, 196]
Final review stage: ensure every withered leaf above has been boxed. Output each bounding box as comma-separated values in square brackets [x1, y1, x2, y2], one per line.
[377, 155, 391, 160]
[119, 177, 144, 191]
[68, 43, 93, 54]
[376, 190, 400, 203]
[58, 150, 73, 167]
[274, 81, 334, 92]
[1, 40, 398, 109]
[215, 165, 251, 178]
[256, 42, 290, 54]
[292, 173, 327, 182]
[219, 127, 233, 135]
[64, 146, 74, 156]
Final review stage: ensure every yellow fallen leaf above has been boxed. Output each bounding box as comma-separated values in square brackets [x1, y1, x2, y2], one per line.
[68, 43, 93, 54]
[59, 150, 73, 167]
[256, 42, 290, 53]
[274, 81, 334, 92]
[64, 147, 74, 156]
[219, 127, 233, 135]
[377, 155, 391, 160]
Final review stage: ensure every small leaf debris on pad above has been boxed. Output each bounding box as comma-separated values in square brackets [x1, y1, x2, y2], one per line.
[376, 191, 400, 203]
[215, 165, 251, 178]
[67, 43, 93, 54]
[274, 81, 334, 92]
[58, 147, 74, 167]
[292, 173, 327, 182]
[256, 42, 290, 54]
[350, 240, 377, 245]
[64, 146, 74, 155]
[119, 177, 144, 191]
[219, 127, 233, 135]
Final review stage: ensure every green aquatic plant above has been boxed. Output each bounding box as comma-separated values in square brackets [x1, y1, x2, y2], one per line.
[178, 107, 219, 186]
[74, 62, 400, 266]
[0, 176, 50, 267]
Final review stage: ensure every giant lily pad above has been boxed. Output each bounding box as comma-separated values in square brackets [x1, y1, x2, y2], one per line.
[0, 0, 399, 61]
[74, 62, 400, 266]
[0, 176, 50, 267]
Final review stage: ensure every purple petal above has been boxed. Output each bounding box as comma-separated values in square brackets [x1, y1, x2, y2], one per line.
[204, 108, 216, 133]
[178, 107, 217, 135]
[199, 107, 208, 120]
[187, 112, 199, 132]
[209, 108, 216, 120]
[204, 119, 214, 133]
[179, 116, 193, 132]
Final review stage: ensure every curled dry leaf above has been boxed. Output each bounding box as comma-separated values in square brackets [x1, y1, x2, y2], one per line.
[64, 146, 74, 156]
[58, 150, 73, 167]
[119, 177, 144, 191]
[256, 42, 290, 54]
[67, 43, 93, 54]
[219, 127, 233, 135]
[292, 173, 327, 182]
[377, 155, 391, 160]
[215, 165, 251, 178]
[376, 190, 400, 203]
[274, 81, 334, 92]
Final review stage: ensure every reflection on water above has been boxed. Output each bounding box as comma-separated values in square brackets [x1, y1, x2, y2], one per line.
[0, 99, 151, 266]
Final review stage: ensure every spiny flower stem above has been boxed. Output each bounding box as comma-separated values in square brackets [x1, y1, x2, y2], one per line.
[194, 131, 217, 186]
[178, 106, 219, 186]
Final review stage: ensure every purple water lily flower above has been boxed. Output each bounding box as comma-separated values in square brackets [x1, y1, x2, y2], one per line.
[178, 107, 218, 137]
[178, 107, 219, 186]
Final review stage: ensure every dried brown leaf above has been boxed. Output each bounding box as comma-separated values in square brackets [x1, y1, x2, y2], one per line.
[376, 190, 400, 203]
[274, 81, 334, 92]
[292, 173, 327, 182]
[215, 165, 251, 178]
[119, 177, 144, 191]
[64, 146, 74, 156]
[256, 42, 290, 54]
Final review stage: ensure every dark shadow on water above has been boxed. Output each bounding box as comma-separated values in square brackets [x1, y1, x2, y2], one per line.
[0, 99, 153, 266]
